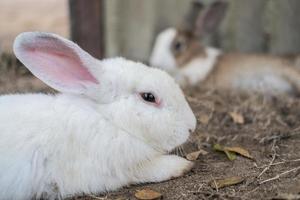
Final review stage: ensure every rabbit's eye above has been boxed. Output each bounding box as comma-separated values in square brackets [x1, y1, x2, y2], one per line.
[173, 41, 183, 51]
[172, 39, 186, 54]
[140, 92, 156, 103]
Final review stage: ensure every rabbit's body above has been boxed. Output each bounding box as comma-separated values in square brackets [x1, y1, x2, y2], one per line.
[0, 93, 151, 198]
[206, 53, 299, 93]
[0, 32, 196, 199]
[187, 50, 300, 94]
[150, 1, 300, 95]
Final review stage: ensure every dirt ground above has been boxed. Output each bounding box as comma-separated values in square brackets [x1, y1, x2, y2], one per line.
[1, 54, 300, 200]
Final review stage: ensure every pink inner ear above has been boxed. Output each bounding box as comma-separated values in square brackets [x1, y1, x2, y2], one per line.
[26, 46, 99, 86]
[15, 33, 100, 93]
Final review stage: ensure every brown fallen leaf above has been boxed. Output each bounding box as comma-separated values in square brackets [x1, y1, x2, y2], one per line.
[224, 146, 253, 159]
[186, 150, 208, 161]
[274, 193, 300, 200]
[135, 188, 162, 200]
[198, 114, 210, 125]
[213, 144, 237, 161]
[210, 176, 245, 189]
[229, 112, 244, 124]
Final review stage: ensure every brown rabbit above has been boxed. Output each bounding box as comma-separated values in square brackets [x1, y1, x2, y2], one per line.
[150, 0, 300, 95]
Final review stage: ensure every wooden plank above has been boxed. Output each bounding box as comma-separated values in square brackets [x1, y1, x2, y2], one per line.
[69, 0, 105, 58]
[269, 0, 300, 55]
[221, 0, 267, 52]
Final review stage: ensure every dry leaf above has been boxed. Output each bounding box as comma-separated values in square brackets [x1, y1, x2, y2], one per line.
[213, 144, 237, 161]
[213, 143, 224, 151]
[229, 112, 244, 124]
[198, 114, 210, 124]
[224, 146, 253, 159]
[186, 150, 208, 161]
[135, 189, 162, 200]
[224, 150, 237, 161]
[210, 176, 244, 189]
[274, 193, 300, 200]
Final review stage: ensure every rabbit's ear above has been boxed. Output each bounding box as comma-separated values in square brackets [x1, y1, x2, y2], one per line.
[181, 0, 205, 33]
[13, 32, 99, 94]
[195, 1, 228, 36]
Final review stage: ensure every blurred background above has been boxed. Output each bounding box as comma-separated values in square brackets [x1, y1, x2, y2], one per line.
[1, 1, 300, 198]
[1, 0, 300, 63]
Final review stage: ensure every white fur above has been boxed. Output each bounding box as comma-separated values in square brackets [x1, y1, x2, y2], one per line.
[232, 69, 294, 94]
[149, 28, 177, 75]
[0, 32, 196, 200]
[177, 47, 220, 86]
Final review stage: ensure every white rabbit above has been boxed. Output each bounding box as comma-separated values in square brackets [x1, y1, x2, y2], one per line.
[0, 32, 196, 200]
[150, 0, 300, 95]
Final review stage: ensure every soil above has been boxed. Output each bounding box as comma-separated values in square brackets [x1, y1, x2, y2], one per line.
[1, 55, 300, 200]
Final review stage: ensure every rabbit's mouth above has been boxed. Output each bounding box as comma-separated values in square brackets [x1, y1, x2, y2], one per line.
[169, 140, 197, 158]
[169, 130, 197, 157]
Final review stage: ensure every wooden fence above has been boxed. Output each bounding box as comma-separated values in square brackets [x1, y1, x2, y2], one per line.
[70, 0, 300, 61]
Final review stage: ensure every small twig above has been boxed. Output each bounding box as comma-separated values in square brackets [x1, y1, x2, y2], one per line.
[242, 186, 259, 199]
[197, 184, 204, 192]
[87, 194, 108, 200]
[187, 183, 204, 194]
[255, 158, 300, 169]
[275, 116, 288, 127]
[259, 132, 300, 144]
[211, 175, 219, 193]
[259, 166, 300, 185]
[257, 155, 275, 178]
[257, 140, 277, 178]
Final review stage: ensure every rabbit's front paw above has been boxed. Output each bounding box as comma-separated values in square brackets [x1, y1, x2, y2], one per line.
[165, 155, 194, 179]
[133, 155, 193, 183]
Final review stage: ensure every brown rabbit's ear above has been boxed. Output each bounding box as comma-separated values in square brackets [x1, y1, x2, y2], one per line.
[180, 0, 205, 33]
[194, 0, 228, 36]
